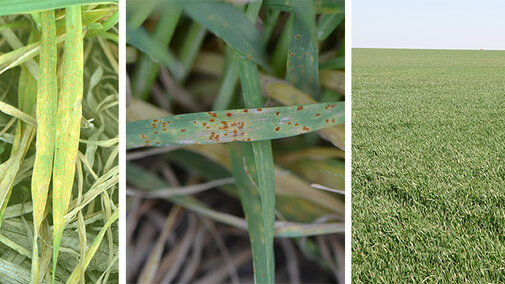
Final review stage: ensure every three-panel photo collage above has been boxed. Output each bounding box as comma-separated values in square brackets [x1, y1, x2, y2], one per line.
[0, 0, 503, 283]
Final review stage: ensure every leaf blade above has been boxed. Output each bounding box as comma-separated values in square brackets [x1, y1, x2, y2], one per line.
[180, 1, 270, 70]
[127, 25, 184, 81]
[31, 9, 57, 283]
[126, 102, 344, 149]
[0, 0, 118, 16]
[52, 5, 84, 281]
[286, 4, 320, 97]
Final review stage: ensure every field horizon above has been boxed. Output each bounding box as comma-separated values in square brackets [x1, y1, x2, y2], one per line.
[353, 47, 505, 51]
[352, 48, 505, 282]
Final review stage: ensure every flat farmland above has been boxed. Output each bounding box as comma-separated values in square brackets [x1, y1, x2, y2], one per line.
[352, 48, 505, 282]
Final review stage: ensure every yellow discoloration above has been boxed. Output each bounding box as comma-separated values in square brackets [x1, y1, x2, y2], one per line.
[31, 10, 57, 282]
[52, 6, 83, 281]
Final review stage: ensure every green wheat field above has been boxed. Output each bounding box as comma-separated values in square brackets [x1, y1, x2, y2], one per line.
[352, 48, 505, 282]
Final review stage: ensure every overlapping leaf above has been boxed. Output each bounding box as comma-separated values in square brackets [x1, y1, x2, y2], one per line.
[127, 102, 344, 149]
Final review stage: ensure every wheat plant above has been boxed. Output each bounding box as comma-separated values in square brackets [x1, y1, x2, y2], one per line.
[0, 1, 118, 283]
[126, 0, 345, 283]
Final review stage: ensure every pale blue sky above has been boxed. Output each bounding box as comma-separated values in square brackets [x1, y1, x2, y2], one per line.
[352, 0, 505, 50]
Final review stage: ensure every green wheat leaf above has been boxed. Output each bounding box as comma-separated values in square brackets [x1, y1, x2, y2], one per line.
[264, 0, 344, 14]
[286, 4, 320, 97]
[0, 0, 118, 16]
[126, 102, 344, 149]
[179, 1, 270, 70]
[320, 56, 345, 70]
[317, 12, 344, 40]
[230, 143, 272, 283]
[131, 4, 181, 99]
[126, 25, 184, 81]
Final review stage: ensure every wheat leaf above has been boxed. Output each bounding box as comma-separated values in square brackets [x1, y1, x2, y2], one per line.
[126, 102, 344, 149]
[52, 6, 84, 281]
